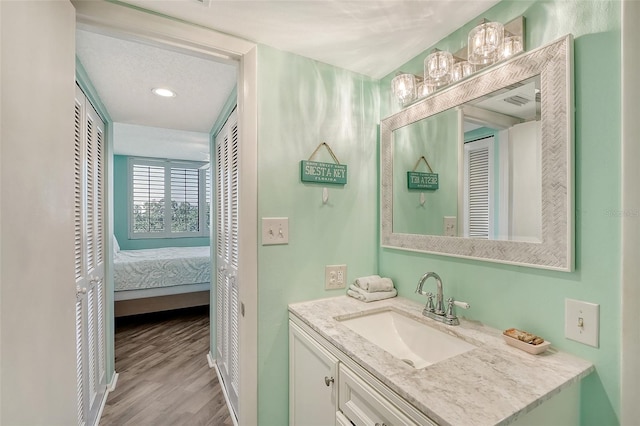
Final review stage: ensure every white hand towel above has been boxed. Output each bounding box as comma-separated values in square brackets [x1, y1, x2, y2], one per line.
[347, 284, 397, 302]
[354, 275, 381, 289]
[354, 275, 395, 293]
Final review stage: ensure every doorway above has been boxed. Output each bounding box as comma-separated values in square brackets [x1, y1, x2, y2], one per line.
[74, 2, 258, 424]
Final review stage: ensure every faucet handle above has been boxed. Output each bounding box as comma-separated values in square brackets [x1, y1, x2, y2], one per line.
[446, 298, 456, 319]
[425, 292, 435, 312]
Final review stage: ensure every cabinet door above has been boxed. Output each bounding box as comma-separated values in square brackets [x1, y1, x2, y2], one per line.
[339, 364, 418, 426]
[290, 321, 339, 426]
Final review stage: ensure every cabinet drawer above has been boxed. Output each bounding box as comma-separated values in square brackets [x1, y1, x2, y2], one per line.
[339, 364, 418, 426]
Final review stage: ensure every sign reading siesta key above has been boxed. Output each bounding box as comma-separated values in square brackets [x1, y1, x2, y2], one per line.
[300, 160, 347, 185]
[407, 171, 439, 190]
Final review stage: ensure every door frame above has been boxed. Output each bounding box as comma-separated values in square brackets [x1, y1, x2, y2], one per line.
[73, 2, 258, 424]
[621, 0, 640, 423]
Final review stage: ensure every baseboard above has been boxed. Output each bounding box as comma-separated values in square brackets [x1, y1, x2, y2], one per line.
[206, 351, 215, 369]
[94, 372, 118, 426]
[212, 361, 239, 426]
[107, 372, 119, 392]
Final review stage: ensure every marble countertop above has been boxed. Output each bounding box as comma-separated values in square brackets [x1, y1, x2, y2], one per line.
[288, 296, 594, 426]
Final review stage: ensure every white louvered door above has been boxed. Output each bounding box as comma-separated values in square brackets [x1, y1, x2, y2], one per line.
[215, 109, 240, 417]
[463, 136, 494, 239]
[75, 84, 107, 426]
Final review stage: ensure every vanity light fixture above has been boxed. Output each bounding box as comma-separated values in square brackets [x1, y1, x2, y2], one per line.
[151, 87, 177, 98]
[390, 16, 524, 107]
[501, 35, 523, 60]
[451, 61, 475, 83]
[391, 73, 417, 105]
[424, 49, 454, 88]
[468, 19, 504, 66]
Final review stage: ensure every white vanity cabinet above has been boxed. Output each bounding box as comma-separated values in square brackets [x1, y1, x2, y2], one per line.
[289, 321, 339, 426]
[289, 317, 436, 426]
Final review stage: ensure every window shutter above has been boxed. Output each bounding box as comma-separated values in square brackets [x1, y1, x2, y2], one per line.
[132, 164, 165, 233]
[170, 167, 200, 232]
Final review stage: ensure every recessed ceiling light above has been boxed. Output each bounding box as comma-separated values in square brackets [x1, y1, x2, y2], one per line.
[152, 87, 176, 98]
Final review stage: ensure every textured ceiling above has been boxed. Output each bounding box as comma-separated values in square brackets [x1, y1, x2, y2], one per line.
[76, 29, 237, 134]
[76, 1, 501, 158]
[119, 0, 500, 79]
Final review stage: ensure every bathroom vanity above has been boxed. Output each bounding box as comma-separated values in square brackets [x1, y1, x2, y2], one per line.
[289, 296, 593, 426]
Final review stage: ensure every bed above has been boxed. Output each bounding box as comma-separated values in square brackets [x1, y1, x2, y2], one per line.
[113, 245, 211, 317]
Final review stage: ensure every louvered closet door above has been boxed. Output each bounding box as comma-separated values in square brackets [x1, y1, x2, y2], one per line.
[75, 85, 107, 426]
[463, 136, 494, 239]
[215, 109, 240, 417]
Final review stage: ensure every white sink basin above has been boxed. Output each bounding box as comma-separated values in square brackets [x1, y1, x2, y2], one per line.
[338, 309, 475, 369]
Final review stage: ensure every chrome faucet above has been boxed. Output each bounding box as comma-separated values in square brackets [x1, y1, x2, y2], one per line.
[415, 272, 470, 326]
[415, 272, 445, 315]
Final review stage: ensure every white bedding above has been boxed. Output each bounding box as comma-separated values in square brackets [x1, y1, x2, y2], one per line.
[114, 246, 211, 292]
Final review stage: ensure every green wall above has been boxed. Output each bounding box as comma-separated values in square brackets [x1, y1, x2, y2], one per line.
[256, 45, 379, 425]
[379, 1, 621, 425]
[113, 155, 210, 250]
[392, 109, 458, 235]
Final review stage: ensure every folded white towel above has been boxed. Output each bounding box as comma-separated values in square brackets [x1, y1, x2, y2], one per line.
[354, 275, 395, 293]
[347, 284, 397, 302]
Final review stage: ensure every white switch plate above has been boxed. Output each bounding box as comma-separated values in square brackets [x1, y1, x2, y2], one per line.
[261, 217, 289, 245]
[325, 265, 347, 290]
[565, 298, 599, 347]
[443, 216, 457, 237]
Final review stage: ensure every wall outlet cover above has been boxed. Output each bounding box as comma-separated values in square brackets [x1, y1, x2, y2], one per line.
[325, 264, 347, 290]
[565, 298, 599, 348]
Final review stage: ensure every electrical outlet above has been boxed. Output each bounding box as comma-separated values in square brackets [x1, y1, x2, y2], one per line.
[443, 216, 457, 237]
[261, 217, 289, 245]
[325, 264, 347, 290]
[565, 298, 599, 347]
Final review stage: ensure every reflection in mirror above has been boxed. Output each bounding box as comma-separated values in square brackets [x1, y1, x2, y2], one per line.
[462, 76, 541, 242]
[392, 109, 458, 235]
[392, 76, 542, 242]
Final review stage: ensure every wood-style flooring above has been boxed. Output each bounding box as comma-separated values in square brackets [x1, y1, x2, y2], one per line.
[100, 306, 233, 426]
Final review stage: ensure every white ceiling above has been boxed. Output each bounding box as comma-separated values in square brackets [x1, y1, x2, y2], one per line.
[76, 0, 500, 159]
[119, 0, 500, 79]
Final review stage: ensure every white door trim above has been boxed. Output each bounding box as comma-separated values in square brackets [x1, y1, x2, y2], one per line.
[621, 1, 640, 423]
[73, 3, 258, 424]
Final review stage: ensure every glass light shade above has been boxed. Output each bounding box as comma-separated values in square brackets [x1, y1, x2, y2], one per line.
[417, 81, 436, 98]
[391, 73, 417, 104]
[502, 35, 523, 59]
[451, 61, 475, 82]
[468, 21, 504, 66]
[424, 50, 453, 87]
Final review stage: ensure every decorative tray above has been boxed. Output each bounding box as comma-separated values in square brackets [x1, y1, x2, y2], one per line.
[503, 334, 551, 354]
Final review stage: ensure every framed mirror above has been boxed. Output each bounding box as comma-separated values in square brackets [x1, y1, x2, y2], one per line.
[381, 35, 573, 271]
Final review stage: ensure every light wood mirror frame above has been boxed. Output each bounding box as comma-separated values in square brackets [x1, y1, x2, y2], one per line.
[381, 35, 574, 271]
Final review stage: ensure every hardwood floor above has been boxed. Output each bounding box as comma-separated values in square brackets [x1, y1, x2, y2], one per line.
[100, 306, 233, 426]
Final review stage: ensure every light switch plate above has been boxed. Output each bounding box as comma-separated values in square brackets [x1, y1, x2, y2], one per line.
[261, 217, 289, 245]
[565, 298, 599, 347]
[443, 216, 457, 237]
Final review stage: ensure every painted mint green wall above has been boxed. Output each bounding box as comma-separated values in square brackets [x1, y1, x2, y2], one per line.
[380, 1, 621, 425]
[113, 155, 210, 250]
[256, 45, 379, 425]
[393, 109, 458, 235]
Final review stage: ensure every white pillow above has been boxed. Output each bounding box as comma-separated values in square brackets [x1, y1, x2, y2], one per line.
[113, 235, 121, 253]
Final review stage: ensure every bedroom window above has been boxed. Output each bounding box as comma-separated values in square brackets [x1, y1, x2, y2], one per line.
[129, 158, 210, 238]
